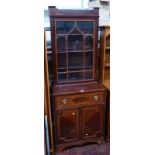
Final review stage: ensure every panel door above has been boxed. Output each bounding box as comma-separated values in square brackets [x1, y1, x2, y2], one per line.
[55, 109, 79, 144]
[81, 105, 104, 140]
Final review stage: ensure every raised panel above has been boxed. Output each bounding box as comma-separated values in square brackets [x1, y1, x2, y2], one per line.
[55, 109, 79, 143]
[82, 105, 103, 139]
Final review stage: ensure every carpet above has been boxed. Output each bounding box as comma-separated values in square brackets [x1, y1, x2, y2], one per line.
[55, 141, 110, 155]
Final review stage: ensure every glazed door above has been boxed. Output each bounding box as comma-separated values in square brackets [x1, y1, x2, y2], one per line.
[55, 20, 95, 83]
[55, 109, 79, 144]
[81, 105, 104, 140]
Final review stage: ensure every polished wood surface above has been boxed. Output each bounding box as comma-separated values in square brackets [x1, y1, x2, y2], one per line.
[55, 108, 80, 144]
[82, 105, 104, 139]
[53, 87, 107, 151]
[53, 82, 106, 95]
[48, 6, 100, 18]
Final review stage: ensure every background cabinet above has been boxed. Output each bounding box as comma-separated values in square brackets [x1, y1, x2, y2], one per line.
[99, 26, 110, 140]
[99, 26, 110, 87]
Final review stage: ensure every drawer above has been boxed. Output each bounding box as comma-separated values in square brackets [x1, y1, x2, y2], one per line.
[55, 92, 105, 109]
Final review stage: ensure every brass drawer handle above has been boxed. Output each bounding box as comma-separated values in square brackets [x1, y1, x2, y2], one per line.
[80, 89, 84, 92]
[62, 99, 67, 104]
[94, 95, 98, 101]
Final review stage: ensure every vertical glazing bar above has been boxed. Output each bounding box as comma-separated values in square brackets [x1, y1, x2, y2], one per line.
[66, 35, 68, 81]
[83, 35, 85, 80]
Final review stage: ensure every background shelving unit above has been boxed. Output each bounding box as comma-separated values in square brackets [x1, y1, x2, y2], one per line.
[99, 26, 110, 90]
[99, 26, 110, 140]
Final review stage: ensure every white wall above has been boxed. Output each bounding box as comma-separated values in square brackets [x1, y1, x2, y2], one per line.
[44, 0, 89, 9]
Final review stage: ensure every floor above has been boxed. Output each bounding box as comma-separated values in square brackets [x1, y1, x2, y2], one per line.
[55, 141, 110, 155]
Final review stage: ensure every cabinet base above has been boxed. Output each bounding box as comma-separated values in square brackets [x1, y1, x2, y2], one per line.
[55, 137, 105, 152]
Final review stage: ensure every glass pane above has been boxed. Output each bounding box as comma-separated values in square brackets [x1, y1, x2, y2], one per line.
[68, 52, 83, 68]
[57, 37, 66, 52]
[85, 71, 93, 80]
[77, 21, 94, 34]
[85, 52, 93, 68]
[57, 53, 66, 68]
[85, 36, 93, 50]
[68, 72, 83, 81]
[58, 73, 67, 81]
[56, 21, 74, 34]
[58, 68, 67, 73]
[68, 35, 83, 51]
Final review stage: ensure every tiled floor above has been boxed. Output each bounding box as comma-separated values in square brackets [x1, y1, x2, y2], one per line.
[55, 141, 110, 155]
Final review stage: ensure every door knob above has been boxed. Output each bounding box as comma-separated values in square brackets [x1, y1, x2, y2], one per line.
[94, 96, 98, 101]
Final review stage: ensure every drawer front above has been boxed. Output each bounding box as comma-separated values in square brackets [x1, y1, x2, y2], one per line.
[55, 92, 105, 109]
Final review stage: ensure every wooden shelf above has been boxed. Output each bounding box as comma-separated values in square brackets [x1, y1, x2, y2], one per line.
[104, 79, 110, 91]
[57, 50, 93, 53]
[99, 26, 110, 83]
[58, 66, 93, 69]
[58, 69, 93, 74]
[57, 34, 93, 36]
[105, 46, 110, 50]
[104, 63, 110, 67]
